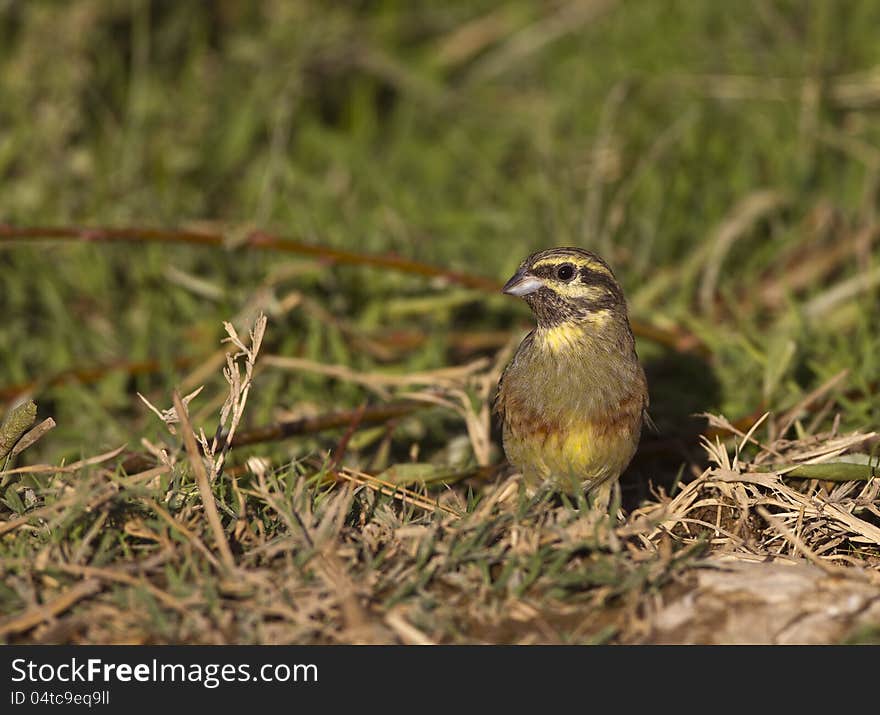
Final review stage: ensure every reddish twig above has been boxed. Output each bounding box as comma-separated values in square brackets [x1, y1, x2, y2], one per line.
[230, 402, 422, 448]
[327, 403, 367, 472]
[0, 224, 704, 354]
[0, 356, 197, 401]
[0, 224, 499, 291]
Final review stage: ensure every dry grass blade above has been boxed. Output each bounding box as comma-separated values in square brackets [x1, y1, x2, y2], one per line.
[137, 386, 204, 436]
[385, 608, 435, 645]
[0, 579, 101, 639]
[401, 389, 492, 466]
[247, 469, 385, 643]
[802, 264, 880, 321]
[641, 415, 880, 575]
[263, 354, 490, 399]
[734, 411, 770, 469]
[208, 314, 267, 476]
[776, 369, 849, 437]
[136, 314, 268, 575]
[47, 563, 192, 613]
[173, 391, 236, 572]
[830, 64, 880, 109]
[785, 432, 876, 464]
[754, 505, 848, 577]
[432, 5, 515, 68]
[140, 497, 222, 571]
[0, 444, 127, 478]
[0, 464, 167, 538]
[467, 0, 618, 83]
[699, 190, 788, 315]
[758, 225, 875, 309]
[702, 413, 784, 460]
[7, 418, 56, 463]
[337, 467, 461, 517]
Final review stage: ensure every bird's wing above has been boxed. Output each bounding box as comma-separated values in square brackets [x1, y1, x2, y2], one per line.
[493, 361, 510, 417]
[493, 330, 534, 418]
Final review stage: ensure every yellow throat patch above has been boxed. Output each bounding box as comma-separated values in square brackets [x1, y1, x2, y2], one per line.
[535, 313, 611, 353]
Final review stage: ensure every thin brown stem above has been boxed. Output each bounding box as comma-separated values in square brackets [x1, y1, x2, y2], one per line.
[0, 224, 703, 354]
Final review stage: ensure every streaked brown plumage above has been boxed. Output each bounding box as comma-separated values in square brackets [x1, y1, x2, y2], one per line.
[494, 247, 648, 509]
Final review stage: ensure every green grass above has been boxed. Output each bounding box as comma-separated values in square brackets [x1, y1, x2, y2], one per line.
[2, 0, 880, 643]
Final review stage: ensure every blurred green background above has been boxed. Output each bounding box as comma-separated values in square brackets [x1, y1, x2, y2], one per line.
[1, 0, 878, 469]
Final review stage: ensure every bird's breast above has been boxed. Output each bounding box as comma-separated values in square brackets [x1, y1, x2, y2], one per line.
[497, 324, 646, 488]
[502, 409, 642, 490]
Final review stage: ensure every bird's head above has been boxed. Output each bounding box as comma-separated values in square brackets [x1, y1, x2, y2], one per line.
[502, 247, 627, 329]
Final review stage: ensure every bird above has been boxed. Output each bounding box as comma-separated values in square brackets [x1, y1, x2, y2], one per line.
[494, 246, 648, 511]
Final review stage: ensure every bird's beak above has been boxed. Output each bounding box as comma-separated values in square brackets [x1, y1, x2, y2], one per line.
[502, 269, 543, 297]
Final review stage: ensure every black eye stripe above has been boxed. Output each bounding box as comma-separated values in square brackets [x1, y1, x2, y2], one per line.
[579, 267, 623, 301]
[528, 261, 620, 299]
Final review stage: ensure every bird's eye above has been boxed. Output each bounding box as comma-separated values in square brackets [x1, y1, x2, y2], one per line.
[556, 263, 576, 281]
